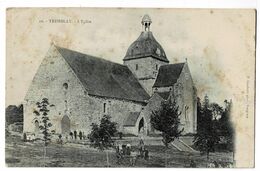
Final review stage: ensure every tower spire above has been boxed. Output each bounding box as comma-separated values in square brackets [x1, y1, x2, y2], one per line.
[141, 14, 152, 31]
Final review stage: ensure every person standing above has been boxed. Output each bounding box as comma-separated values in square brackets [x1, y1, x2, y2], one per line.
[74, 130, 77, 140]
[139, 137, 145, 158]
[79, 131, 83, 140]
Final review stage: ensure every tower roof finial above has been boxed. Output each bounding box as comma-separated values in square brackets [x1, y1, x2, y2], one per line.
[141, 14, 152, 31]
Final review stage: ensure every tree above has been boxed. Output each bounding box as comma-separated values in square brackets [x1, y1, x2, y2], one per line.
[196, 97, 203, 132]
[150, 98, 184, 148]
[151, 98, 183, 167]
[210, 103, 224, 120]
[88, 115, 117, 166]
[193, 95, 220, 159]
[219, 100, 234, 151]
[6, 104, 23, 125]
[33, 98, 53, 166]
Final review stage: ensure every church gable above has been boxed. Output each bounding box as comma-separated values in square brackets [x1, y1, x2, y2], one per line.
[24, 44, 87, 101]
[23, 44, 90, 133]
[178, 63, 194, 87]
[174, 62, 197, 134]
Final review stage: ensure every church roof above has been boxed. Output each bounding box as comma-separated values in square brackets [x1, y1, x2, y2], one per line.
[55, 46, 150, 103]
[124, 112, 140, 126]
[124, 31, 169, 62]
[153, 63, 185, 87]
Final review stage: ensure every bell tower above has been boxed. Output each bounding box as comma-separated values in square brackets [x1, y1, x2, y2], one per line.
[141, 14, 152, 31]
[123, 14, 169, 95]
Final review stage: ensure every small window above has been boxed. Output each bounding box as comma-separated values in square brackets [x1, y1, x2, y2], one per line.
[103, 103, 106, 113]
[136, 64, 138, 70]
[35, 120, 39, 133]
[63, 83, 68, 90]
[156, 64, 158, 70]
[156, 48, 161, 56]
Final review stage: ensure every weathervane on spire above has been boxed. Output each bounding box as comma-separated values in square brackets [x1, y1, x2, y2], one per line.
[141, 14, 152, 31]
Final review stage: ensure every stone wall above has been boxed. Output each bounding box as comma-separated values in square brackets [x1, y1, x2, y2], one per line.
[149, 63, 197, 134]
[24, 45, 144, 139]
[124, 57, 167, 95]
[140, 93, 164, 134]
[138, 79, 156, 95]
[173, 63, 197, 134]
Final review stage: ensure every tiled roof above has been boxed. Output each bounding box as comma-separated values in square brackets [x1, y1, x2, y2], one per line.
[124, 112, 140, 126]
[153, 63, 185, 87]
[124, 31, 169, 62]
[55, 46, 150, 103]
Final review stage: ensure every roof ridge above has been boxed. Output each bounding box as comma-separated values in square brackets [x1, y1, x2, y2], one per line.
[55, 45, 127, 68]
[165, 62, 185, 66]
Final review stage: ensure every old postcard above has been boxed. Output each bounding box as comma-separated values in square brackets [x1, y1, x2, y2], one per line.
[5, 8, 255, 168]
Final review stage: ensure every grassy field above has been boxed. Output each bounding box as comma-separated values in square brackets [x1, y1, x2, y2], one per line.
[5, 134, 234, 167]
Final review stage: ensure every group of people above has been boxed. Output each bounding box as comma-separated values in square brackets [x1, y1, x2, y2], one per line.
[115, 138, 149, 166]
[56, 131, 86, 144]
[68, 131, 85, 140]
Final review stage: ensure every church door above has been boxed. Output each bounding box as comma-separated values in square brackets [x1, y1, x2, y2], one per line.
[138, 118, 144, 134]
[61, 115, 70, 135]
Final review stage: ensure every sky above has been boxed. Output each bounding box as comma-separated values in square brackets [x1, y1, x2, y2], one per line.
[6, 8, 255, 107]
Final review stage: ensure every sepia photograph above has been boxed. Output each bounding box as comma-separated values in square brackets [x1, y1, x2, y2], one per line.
[5, 8, 256, 168]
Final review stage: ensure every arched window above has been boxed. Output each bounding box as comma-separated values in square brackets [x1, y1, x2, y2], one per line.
[63, 83, 68, 90]
[34, 120, 39, 133]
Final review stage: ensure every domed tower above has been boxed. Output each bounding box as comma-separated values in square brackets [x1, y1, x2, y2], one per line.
[123, 14, 169, 95]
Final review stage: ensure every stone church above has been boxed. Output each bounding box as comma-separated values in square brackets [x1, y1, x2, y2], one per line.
[23, 15, 197, 138]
